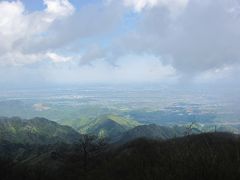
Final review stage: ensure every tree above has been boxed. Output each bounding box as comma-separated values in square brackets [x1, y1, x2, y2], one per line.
[185, 122, 196, 136]
[79, 134, 107, 172]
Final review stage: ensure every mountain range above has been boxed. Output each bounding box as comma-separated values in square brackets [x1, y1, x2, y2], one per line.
[0, 115, 239, 145]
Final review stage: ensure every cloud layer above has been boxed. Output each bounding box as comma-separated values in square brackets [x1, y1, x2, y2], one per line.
[116, 0, 240, 74]
[0, 0, 240, 86]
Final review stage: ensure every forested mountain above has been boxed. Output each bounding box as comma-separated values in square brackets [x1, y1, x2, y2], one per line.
[0, 132, 240, 180]
[0, 117, 80, 144]
[0, 116, 240, 180]
[118, 124, 185, 143]
[60, 114, 140, 139]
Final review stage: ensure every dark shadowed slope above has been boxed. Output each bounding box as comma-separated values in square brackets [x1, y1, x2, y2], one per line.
[1, 132, 240, 180]
[118, 124, 202, 143]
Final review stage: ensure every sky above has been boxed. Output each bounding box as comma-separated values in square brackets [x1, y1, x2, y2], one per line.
[0, 0, 240, 88]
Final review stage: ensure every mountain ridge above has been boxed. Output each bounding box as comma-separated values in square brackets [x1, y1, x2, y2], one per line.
[0, 117, 81, 144]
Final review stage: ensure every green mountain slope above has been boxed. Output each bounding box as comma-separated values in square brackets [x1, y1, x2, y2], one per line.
[0, 117, 81, 144]
[118, 124, 174, 143]
[60, 114, 140, 138]
[81, 114, 140, 138]
[118, 122, 240, 144]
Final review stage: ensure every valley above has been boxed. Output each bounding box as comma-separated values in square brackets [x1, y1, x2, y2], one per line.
[0, 86, 239, 127]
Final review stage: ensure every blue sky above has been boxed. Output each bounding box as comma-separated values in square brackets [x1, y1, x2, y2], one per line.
[0, 0, 240, 88]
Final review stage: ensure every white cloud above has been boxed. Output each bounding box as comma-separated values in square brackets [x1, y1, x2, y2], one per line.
[0, 51, 45, 66]
[40, 55, 177, 84]
[193, 65, 240, 85]
[0, 0, 240, 86]
[0, 1, 27, 52]
[79, 45, 106, 65]
[0, 0, 75, 65]
[123, 0, 189, 13]
[46, 52, 73, 63]
[113, 55, 177, 83]
[43, 0, 75, 22]
[115, 0, 240, 76]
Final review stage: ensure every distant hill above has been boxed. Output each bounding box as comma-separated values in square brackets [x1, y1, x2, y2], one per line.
[118, 122, 240, 144]
[59, 114, 239, 143]
[201, 124, 240, 134]
[84, 114, 140, 137]
[60, 114, 140, 139]
[118, 124, 203, 143]
[0, 117, 81, 144]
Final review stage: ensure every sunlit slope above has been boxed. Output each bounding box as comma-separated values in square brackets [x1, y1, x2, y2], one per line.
[60, 114, 141, 138]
